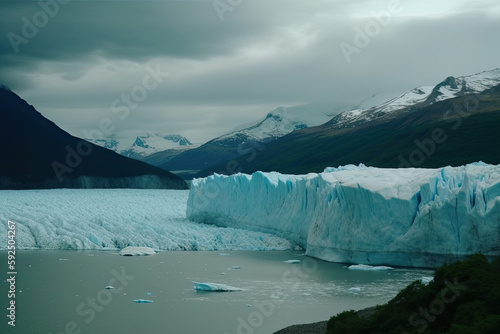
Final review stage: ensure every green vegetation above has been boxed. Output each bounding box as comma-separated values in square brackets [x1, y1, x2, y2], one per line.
[327, 255, 500, 334]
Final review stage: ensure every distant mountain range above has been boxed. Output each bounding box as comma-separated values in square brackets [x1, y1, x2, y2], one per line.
[328, 68, 500, 129]
[212, 103, 339, 145]
[86, 132, 197, 161]
[3, 68, 498, 185]
[205, 68, 500, 175]
[158, 103, 342, 178]
[0, 86, 187, 189]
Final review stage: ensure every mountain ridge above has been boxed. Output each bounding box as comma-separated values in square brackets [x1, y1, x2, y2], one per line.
[159, 103, 343, 177]
[198, 73, 500, 176]
[327, 68, 500, 129]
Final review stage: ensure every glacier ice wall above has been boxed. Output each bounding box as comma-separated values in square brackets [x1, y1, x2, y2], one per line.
[187, 163, 500, 268]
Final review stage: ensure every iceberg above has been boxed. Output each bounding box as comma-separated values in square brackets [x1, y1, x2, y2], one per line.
[348, 264, 393, 271]
[283, 260, 301, 264]
[193, 282, 242, 292]
[187, 163, 500, 268]
[133, 299, 154, 303]
[120, 246, 157, 256]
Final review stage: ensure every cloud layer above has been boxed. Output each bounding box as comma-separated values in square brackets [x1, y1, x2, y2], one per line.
[1, 0, 499, 144]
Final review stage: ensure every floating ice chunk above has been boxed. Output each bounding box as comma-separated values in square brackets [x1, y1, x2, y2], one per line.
[348, 264, 393, 271]
[120, 246, 156, 256]
[421, 276, 434, 285]
[228, 266, 241, 270]
[146, 292, 152, 295]
[105, 286, 114, 290]
[283, 260, 301, 264]
[59, 258, 69, 261]
[193, 282, 242, 292]
[218, 253, 230, 256]
[133, 299, 153, 303]
[348, 287, 361, 292]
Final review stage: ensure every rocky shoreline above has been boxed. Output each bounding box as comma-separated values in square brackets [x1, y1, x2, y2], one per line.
[273, 320, 327, 334]
[273, 306, 378, 334]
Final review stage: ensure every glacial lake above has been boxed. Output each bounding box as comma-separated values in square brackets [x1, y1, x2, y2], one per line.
[1, 250, 433, 334]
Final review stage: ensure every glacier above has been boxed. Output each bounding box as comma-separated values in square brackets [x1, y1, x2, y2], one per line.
[186, 163, 500, 268]
[0, 189, 297, 251]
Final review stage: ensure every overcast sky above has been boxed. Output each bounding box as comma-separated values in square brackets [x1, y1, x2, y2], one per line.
[1, 0, 499, 144]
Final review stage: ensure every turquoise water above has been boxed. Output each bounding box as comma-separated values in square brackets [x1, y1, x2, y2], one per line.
[1, 250, 432, 334]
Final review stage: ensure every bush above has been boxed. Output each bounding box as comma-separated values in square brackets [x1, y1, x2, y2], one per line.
[326, 255, 500, 334]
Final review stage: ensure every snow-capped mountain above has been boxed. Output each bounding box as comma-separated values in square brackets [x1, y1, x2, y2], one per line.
[159, 103, 344, 175]
[121, 132, 193, 159]
[88, 134, 120, 152]
[86, 132, 195, 160]
[211, 103, 341, 146]
[330, 68, 500, 128]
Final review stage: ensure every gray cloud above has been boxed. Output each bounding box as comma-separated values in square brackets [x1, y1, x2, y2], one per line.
[0, 0, 499, 144]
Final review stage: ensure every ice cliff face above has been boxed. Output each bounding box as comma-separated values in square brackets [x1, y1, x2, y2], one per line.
[187, 163, 500, 268]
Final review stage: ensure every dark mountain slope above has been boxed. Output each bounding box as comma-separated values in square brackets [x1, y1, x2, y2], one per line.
[0, 87, 187, 189]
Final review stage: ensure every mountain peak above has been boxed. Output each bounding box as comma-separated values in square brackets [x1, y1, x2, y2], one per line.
[329, 68, 500, 128]
[212, 104, 339, 145]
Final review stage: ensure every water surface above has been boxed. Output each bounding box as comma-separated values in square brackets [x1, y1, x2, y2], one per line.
[1, 250, 432, 334]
